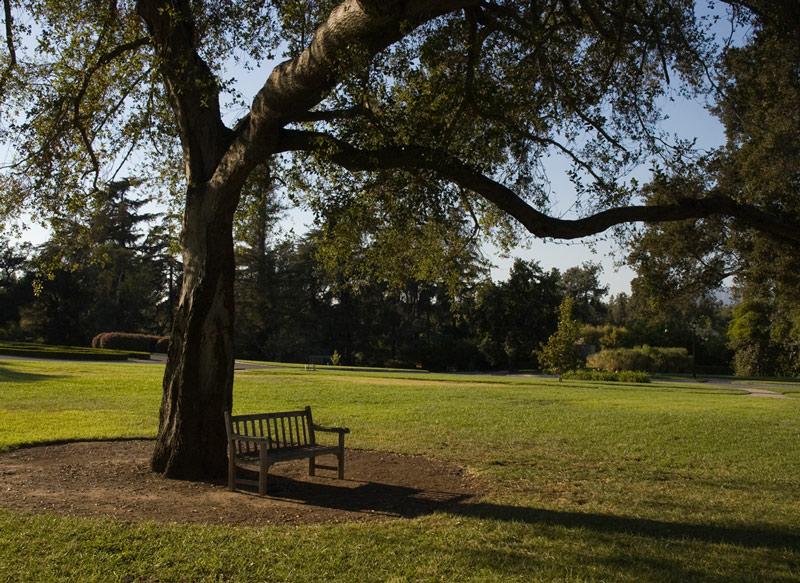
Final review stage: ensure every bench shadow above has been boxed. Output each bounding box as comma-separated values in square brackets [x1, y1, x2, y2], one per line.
[247, 473, 800, 551]
[237, 470, 475, 519]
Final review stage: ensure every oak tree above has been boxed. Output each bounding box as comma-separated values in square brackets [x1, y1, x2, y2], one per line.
[1, 0, 798, 479]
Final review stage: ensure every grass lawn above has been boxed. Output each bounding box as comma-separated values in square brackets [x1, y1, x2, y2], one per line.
[1, 359, 799, 582]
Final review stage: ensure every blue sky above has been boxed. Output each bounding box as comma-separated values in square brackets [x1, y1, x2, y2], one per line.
[487, 94, 727, 295]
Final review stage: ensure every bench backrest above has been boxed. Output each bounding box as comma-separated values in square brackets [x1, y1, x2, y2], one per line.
[225, 406, 317, 456]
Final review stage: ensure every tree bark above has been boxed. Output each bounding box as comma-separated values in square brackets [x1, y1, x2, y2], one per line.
[150, 184, 239, 479]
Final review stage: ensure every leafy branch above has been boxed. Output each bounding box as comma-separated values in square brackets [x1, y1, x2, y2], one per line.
[279, 128, 800, 245]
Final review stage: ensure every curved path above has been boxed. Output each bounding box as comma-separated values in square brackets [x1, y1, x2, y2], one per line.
[703, 378, 791, 398]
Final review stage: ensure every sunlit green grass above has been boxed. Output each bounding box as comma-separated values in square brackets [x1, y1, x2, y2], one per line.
[1, 358, 799, 582]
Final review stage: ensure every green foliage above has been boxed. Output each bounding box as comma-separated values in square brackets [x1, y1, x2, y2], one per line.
[8, 181, 175, 346]
[625, 9, 800, 376]
[306, 167, 492, 296]
[535, 297, 584, 376]
[0, 237, 32, 336]
[560, 262, 609, 325]
[580, 324, 633, 350]
[0, 341, 145, 361]
[726, 299, 800, 377]
[562, 369, 651, 383]
[91, 333, 168, 353]
[587, 345, 691, 373]
[473, 259, 562, 370]
[232, 226, 486, 370]
[1, 0, 711, 240]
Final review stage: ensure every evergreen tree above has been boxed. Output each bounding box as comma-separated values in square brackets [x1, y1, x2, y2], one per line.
[473, 259, 561, 370]
[536, 298, 584, 378]
[21, 181, 168, 345]
[561, 262, 609, 325]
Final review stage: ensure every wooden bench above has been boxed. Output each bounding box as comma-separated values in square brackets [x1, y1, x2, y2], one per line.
[224, 406, 350, 495]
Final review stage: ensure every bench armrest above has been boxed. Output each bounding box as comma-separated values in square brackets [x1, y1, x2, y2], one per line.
[313, 424, 350, 435]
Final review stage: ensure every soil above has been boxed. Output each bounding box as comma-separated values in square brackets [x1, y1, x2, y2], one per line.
[0, 440, 487, 526]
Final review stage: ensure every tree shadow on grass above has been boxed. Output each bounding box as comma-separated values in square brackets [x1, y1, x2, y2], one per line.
[0, 364, 64, 383]
[457, 503, 800, 551]
[258, 473, 800, 551]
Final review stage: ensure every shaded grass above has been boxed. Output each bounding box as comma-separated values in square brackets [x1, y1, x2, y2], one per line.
[1, 359, 799, 582]
[0, 341, 147, 360]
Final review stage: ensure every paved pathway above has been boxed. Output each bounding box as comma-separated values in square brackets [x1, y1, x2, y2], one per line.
[697, 377, 791, 398]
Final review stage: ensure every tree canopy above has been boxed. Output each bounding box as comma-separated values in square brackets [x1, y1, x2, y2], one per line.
[625, 1, 800, 374]
[1, 0, 797, 479]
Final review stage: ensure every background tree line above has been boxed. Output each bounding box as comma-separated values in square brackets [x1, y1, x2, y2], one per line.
[0, 177, 749, 374]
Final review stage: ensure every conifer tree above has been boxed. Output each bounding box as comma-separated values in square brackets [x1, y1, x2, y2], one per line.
[536, 298, 584, 379]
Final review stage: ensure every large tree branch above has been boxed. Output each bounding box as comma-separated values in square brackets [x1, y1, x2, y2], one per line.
[136, 0, 230, 183]
[254, 0, 477, 125]
[279, 129, 800, 245]
[293, 105, 367, 122]
[214, 0, 478, 190]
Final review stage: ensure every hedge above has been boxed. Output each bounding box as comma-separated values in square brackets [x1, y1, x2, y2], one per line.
[586, 345, 691, 374]
[561, 369, 651, 383]
[92, 332, 170, 353]
[0, 341, 147, 361]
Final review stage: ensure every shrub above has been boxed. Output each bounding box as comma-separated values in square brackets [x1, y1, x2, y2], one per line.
[562, 369, 651, 383]
[580, 324, 633, 350]
[587, 345, 691, 374]
[0, 341, 143, 361]
[92, 332, 169, 353]
[535, 298, 583, 376]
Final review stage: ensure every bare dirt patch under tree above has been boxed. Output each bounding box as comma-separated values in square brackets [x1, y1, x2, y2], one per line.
[0, 440, 486, 526]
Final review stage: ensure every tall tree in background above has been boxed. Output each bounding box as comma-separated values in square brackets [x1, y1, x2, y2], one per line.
[625, 2, 800, 374]
[473, 259, 561, 370]
[2, 1, 799, 479]
[0, 236, 31, 336]
[19, 180, 166, 345]
[536, 297, 583, 378]
[561, 262, 608, 325]
[233, 164, 287, 360]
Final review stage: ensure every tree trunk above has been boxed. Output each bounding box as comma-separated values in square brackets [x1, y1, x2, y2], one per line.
[150, 185, 239, 480]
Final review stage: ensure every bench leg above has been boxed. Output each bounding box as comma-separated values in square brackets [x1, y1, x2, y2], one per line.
[309, 456, 316, 476]
[338, 433, 345, 479]
[228, 452, 236, 491]
[259, 446, 268, 495]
